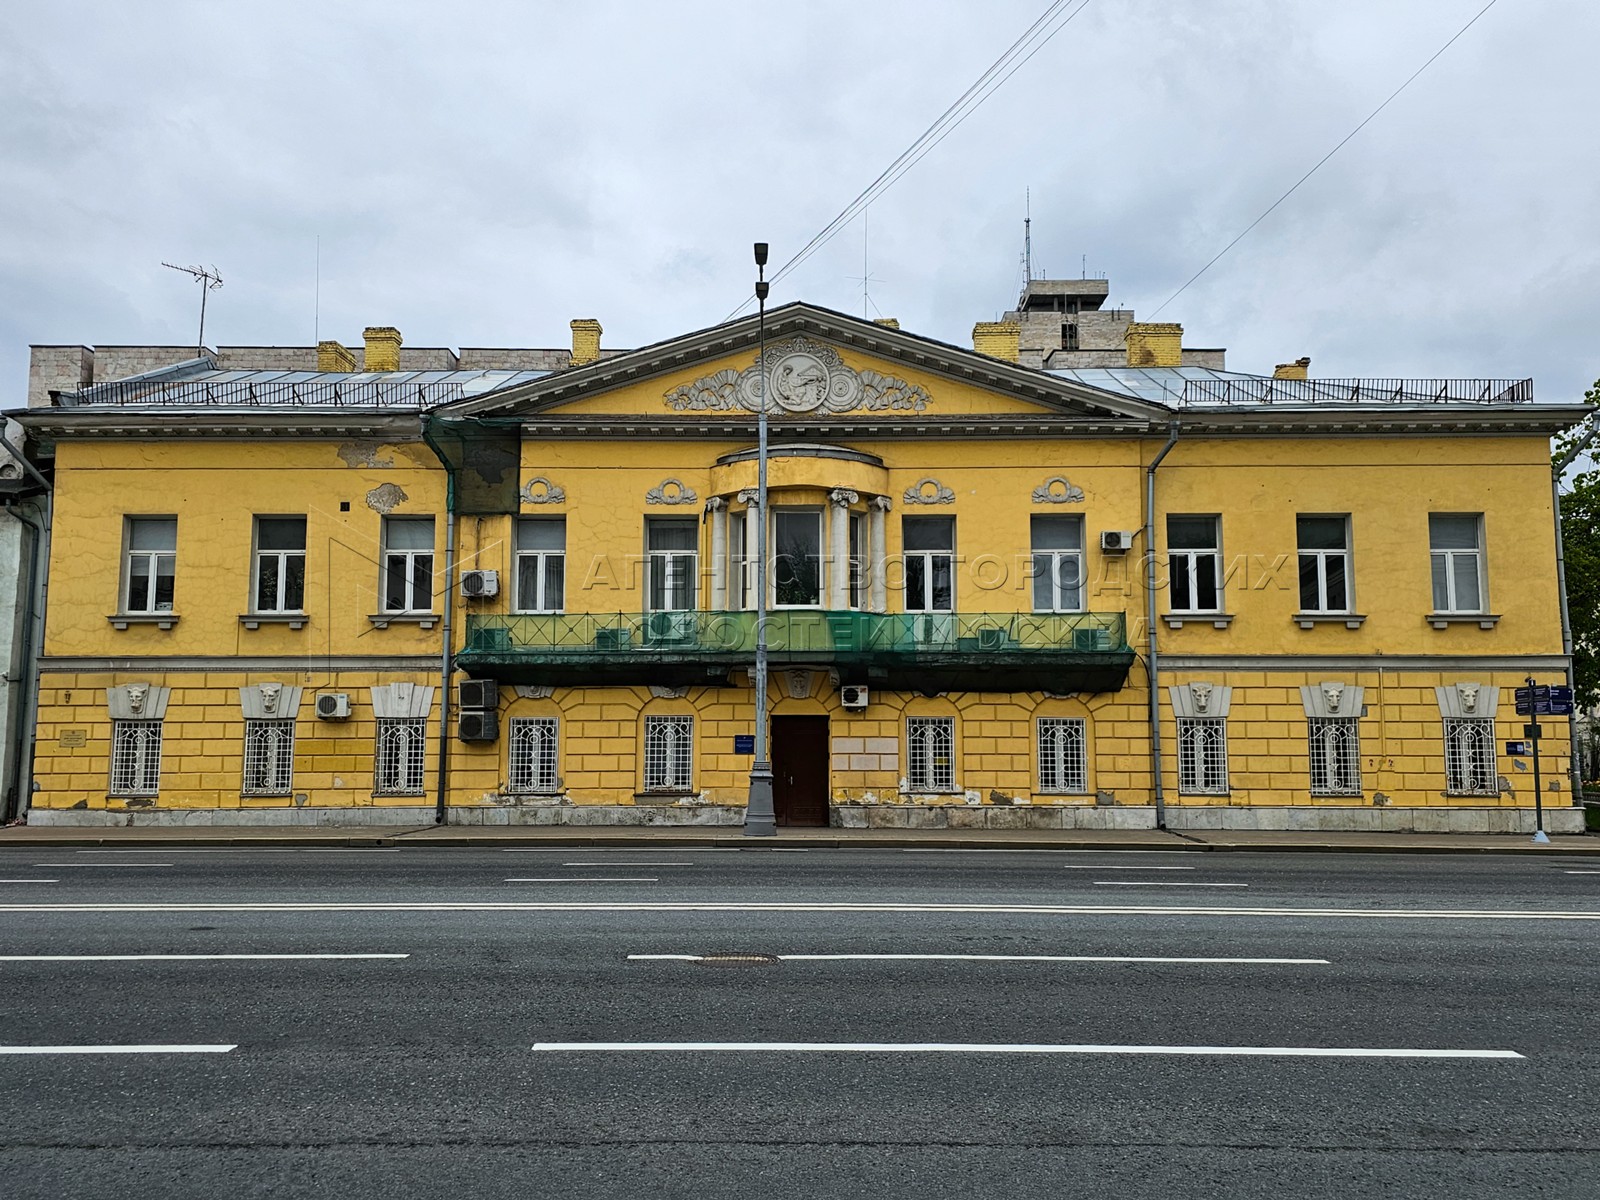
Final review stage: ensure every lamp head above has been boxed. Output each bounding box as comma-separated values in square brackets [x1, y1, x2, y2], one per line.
[755, 280, 770, 301]
[753, 242, 769, 267]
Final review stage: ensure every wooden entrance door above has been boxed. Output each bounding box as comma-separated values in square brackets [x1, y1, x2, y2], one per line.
[772, 716, 830, 827]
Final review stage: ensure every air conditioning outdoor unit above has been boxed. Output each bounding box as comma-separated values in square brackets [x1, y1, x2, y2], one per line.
[460, 569, 499, 599]
[840, 685, 870, 710]
[459, 679, 499, 710]
[457, 709, 499, 742]
[1073, 628, 1113, 652]
[1100, 530, 1135, 553]
[645, 611, 698, 646]
[976, 626, 1009, 652]
[315, 692, 351, 720]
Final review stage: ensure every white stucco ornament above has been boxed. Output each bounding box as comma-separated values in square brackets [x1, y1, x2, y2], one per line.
[663, 338, 932, 414]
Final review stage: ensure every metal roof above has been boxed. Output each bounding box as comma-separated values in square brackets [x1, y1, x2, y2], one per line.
[1049, 367, 1536, 407]
[58, 368, 552, 409]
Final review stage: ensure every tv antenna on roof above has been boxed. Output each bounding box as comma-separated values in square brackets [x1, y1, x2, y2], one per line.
[161, 261, 223, 354]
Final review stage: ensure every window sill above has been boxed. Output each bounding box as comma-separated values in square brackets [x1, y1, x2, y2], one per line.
[1164, 612, 1234, 630]
[372, 791, 426, 799]
[634, 791, 696, 804]
[108, 613, 179, 631]
[240, 612, 308, 631]
[1293, 612, 1367, 630]
[1426, 612, 1501, 631]
[368, 612, 439, 630]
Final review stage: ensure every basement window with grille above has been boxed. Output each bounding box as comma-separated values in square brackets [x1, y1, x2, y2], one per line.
[509, 717, 560, 793]
[1177, 716, 1229, 796]
[1037, 717, 1087, 794]
[110, 719, 163, 797]
[1307, 717, 1361, 796]
[374, 716, 427, 796]
[906, 717, 956, 792]
[643, 715, 694, 792]
[242, 718, 296, 797]
[1444, 717, 1499, 796]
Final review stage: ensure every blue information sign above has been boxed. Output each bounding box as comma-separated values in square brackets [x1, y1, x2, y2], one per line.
[733, 734, 755, 754]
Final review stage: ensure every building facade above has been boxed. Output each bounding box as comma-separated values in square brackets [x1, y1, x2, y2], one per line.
[11, 291, 1589, 831]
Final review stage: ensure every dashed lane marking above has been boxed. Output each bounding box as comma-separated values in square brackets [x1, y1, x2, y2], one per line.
[530, 1041, 1523, 1059]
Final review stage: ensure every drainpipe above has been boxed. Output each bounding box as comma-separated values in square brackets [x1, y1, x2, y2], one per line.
[419, 417, 457, 825]
[1144, 423, 1181, 829]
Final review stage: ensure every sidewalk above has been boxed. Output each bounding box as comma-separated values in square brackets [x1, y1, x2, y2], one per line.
[0, 822, 1596, 855]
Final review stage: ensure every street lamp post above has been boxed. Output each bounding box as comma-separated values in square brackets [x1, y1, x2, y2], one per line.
[745, 242, 777, 836]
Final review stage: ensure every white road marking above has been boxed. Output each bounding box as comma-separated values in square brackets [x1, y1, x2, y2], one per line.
[0, 1044, 237, 1055]
[1093, 882, 1248, 888]
[0, 880, 57, 884]
[1061, 866, 1195, 871]
[563, 862, 695, 867]
[530, 1041, 1522, 1059]
[1, 901, 1597, 920]
[627, 953, 1330, 965]
[505, 878, 660, 883]
[69, 848, 401, 854]
[33, 863, 173, 868]
[1563, 870, 1600, 875]
[901, 849, 1194, 855]
[0, 953, 408, 962]
[501, 848, 716, 853]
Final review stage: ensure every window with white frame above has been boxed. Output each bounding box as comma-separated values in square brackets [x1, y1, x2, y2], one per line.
[374, 716, 427, 795]
[849, 510, 866, 609]
[906, 716, 956, 792]
[774, 510, 823, 607]
[253, 516, 306, 613]
[643, 715, 694, 791]
[382, 517, 435, 613]
[647, 519, 698, 611]
[729, 515, 748, 609]
[1176, 716, 1229, 795]
[1037, 717, 1087, 793]
[508, 717, 559, 793]
[242, 718, 296, 796]
[1443, 717, 1498, 795]
[903, 517, 954, 613]
[1167, 516, 1221, 612]
[1430, 514, 1485, 613]
[515, 519, 565, 613]
[124, 517, 177, 613]
[1031, 516, 1084, 612]
[1297, 515, 1350, 613]
[1307, 717, 1361, 796]
[110, 719, 163, 796]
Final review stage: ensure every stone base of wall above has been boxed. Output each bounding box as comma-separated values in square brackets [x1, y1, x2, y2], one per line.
[25, 806, 437, 828]
[445, 804, 746, 827]
[1164, 805, 1587, 835]
[832, 804, 1158, 830]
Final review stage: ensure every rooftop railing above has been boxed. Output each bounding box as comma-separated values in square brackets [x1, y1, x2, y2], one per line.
[1178, 377, 1533, 407]
[58, 377, 475, 408]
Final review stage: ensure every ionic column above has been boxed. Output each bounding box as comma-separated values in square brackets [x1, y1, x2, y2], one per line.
[828, 489, 858, 610]
[707, 497, 728, 611]
[738, 488, 761, 610]
[869, 495, 891, 613]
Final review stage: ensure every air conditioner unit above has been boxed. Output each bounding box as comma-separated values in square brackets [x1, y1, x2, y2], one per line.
[840, 685, 870, 710]
[460, 569, 499, 599]
[1073, 628, 1113, 652]
[315, 692, 351, 720]
[458, 679, 498, 710]
[976, 626, 1009, 651]
[1100, 530, 1135, 553]
[645, 610, 698, 646]
[457, 709, 498, 742]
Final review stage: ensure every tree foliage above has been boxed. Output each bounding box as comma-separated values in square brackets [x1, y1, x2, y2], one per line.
[1557, 379, 1600, 707]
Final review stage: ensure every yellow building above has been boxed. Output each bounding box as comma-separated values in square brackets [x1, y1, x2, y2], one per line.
[13, 289, 1590, 831]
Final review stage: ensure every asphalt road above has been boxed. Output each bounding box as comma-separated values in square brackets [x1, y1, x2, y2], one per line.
[0, 847, 1596, 1198]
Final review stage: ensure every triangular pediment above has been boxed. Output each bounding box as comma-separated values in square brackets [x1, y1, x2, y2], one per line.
[435, 302, 1171, 427]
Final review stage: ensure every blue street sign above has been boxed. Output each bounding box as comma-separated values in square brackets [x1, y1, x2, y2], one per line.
[1506, 741, 1529, 756]
[733, 734, 755, 754]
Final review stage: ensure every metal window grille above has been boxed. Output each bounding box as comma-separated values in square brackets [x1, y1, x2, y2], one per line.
[644, 715, 693, 791]
[509, 718, 560, 793]
[374, 717, 427, 795]
[242, 718, 296, 796]
[110, 720, 163, 796]
[1177, 717, 1229, 795]
[1444, 718, 1499, 796]
[907, 717, 955, 792]
[1037, 718, 1087, 793]
[1308, 717, 1361, 796]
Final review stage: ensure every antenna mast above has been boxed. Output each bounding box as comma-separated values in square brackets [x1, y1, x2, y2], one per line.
[1023, 188, 1033, 284]
[161, 261, 223, 354]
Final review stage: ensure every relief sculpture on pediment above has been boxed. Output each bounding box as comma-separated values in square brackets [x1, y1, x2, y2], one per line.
[663, 338, 932, 414]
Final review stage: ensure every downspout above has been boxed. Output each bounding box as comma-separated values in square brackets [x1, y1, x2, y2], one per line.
[1144, 423, 1181, 829]
[420, 417, 457, 825]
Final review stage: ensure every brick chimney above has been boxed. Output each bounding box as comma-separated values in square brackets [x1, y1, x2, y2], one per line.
[972, 320, 1020, 363]
[873, 317, 900, 330]
[363, 326, 403, 373]
[317, 340, 356, 372]
[1273, 357, 1311, 380]
[570, 319, 603, 367]
[1125, 322, 1182, 367]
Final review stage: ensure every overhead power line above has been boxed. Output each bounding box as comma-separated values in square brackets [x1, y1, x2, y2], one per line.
[1149, 0, 1502, 318]
[727, 0, 1093, 321]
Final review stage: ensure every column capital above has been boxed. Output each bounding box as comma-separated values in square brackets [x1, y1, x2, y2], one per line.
[869, 495, 892, 512]
[737, 488, 761, 507]
[705, 496, 727, 513]
[828, 488, 860, 507]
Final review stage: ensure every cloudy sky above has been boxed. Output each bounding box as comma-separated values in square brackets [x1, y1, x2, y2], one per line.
[2, 0, 1595, 404]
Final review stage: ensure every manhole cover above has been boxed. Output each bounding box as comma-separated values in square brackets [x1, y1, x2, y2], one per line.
[694, 954, 780, 967]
